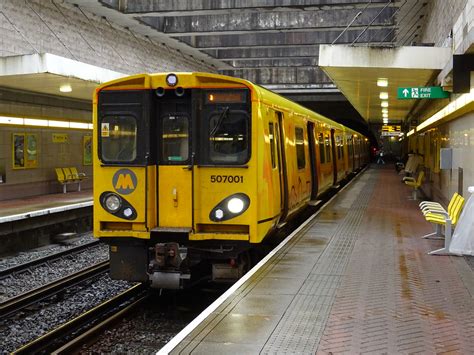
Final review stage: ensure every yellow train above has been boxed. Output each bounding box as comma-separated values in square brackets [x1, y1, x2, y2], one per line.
[93, 72, 369, 288]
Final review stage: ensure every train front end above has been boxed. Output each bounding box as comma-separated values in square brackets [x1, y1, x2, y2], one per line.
[93, 73, 257, 289]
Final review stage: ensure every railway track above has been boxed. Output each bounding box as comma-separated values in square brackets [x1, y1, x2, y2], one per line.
[14, 283, 148, 354]
[0, 239, 100, 278]
[0, 261, 109, 318]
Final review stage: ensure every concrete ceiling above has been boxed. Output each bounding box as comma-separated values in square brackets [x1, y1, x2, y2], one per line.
[62, 0, 432, 136]
[319, 45, 452, 125]
[92, 0, 429, 89]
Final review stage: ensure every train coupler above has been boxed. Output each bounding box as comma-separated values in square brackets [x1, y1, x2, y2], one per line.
[149, 243, 190, 289]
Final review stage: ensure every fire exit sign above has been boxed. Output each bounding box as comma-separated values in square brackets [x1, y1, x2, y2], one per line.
[397, 86, 449, 99]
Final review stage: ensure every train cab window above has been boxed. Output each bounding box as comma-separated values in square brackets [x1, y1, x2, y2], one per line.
[325, 134, 332, 162]
[208, 108, 249, 164]
[295, 127, 305, 169]
[100, 115, 137, 162]
[269, 122, 276, 168]
[318, 133, 325, 164]
[162, 113, 189, 163]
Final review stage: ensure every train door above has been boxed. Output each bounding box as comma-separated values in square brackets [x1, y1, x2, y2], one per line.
[307, 122, 318, 201]
[330, 129, 338, 186]
[156, 92, 193, 229]
[276, 112, 289, 223]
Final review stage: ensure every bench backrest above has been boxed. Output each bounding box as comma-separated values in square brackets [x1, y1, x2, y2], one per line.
[451, 196, 465, 225]
[63, 167, 74, 180]
[415, 170, 425, 187]
[447, 193, 460, 216]
[69, 167, 80, 180]
[405, 155, 423, 174]
[55, 168, 66, 183]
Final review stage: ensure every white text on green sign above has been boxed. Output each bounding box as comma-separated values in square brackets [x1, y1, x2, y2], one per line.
[397, 86, 449, 100]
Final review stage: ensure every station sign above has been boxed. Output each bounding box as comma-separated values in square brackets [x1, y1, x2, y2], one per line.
[397, 86, 449, 99]
[382, 125, 401, 132]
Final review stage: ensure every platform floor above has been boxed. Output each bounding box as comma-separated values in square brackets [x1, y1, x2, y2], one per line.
[0, 190, 92, 222]
[166, 166, 474, 354]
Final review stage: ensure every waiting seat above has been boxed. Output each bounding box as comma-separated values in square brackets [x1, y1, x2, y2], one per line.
[69, 167, 87, 181]
[421, 195, 465, 255]
[419, 193, 460, 216]
[55, 168, 72, 193]
[404, 170, 424, 200]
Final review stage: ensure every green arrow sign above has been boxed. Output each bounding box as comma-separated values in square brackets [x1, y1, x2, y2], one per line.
[397, 86, 449, 99]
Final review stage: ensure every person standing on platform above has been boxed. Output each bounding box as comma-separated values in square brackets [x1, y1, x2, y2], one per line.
[376, 148, 385, 164]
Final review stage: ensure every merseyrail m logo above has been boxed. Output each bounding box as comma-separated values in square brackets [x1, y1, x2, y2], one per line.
[112, 169, 137, 195]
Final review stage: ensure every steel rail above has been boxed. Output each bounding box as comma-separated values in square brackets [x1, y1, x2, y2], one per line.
[0, 239, 100, 278]
[13, 283, 148, 355]
[0, 260, 109, 318]
[51, 291, 149, 354]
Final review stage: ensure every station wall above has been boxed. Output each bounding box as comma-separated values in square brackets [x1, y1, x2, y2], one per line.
[0, 0, 213, 74]
[421, 0, 469, 48]
[0, 126, 92, 200]
[0, 0, 215, 201]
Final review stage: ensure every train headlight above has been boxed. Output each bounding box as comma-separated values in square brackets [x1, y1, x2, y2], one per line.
[105, 194, 121, 212]
[215, 209, 224, 220]
[227, 198, 244, 214]
[166, 73, 178, 87]
[100, 192, 137, 220]
[209, 193, 250, 222]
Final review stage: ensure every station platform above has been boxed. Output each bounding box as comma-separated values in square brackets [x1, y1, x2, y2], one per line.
[0, 190, 93, 255]
[0, 190, 92, 223]
[162, 166, 474, 354]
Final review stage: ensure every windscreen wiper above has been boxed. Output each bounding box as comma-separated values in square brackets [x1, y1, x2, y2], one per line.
[209, 106, 229, 138]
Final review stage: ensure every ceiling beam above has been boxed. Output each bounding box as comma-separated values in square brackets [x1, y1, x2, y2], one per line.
[203, 46, 320, 60]
[177, 28, 395, 49]
[102, 0, 396, 17]
[223, 57, 319, 68]
[138, 7, 395, 36]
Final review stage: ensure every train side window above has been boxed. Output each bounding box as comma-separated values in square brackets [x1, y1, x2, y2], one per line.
[162, 113, 189, 163]
[295, 127, 305, 169]
[208, 108, 249, 164]
[318, 132, 325, 164]
[325, 134, 331, 162]
[100, 115, 137, 162]
[347, 136, 353, 156]
[336, 135, 342, 160]
[269, 122, 276, 168]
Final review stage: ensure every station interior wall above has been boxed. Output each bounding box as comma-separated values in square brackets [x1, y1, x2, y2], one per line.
[0, 125, 92, 201]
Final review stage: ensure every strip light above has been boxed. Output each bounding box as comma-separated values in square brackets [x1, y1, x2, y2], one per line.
[0, 116, 92, 130]
[416, 90, 474, 132]
[407, 129, 415, 136]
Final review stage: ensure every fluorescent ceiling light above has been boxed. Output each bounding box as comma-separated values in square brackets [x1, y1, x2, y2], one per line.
[49, 120, 70, 128]
[70, 121, 89, 129]
[382, 108, 388, 114]
[0, 115, 91, 129]
[0, 116, 24, 125]
[381, 101, 389, 107]
[59, 84, 72, 93]
[377, 78, 388, 87]
[25, 118, 48, 126]
[379, 92, 389, 100]
[382, 113, 388, 118]
[416, 90, 474, 132]
[407, 129, 415, 136]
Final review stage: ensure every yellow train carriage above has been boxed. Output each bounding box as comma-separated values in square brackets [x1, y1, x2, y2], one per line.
[93, 72, 367, 288]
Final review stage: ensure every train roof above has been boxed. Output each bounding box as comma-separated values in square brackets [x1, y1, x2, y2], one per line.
[97, 72, 363, 137]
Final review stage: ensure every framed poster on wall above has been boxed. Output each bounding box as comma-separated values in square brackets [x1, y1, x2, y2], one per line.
[13, 133, 38, 169]
[83, 135, 92, 165]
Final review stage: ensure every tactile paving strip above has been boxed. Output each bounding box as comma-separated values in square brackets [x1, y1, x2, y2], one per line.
[317, 168, 474, 354]
[260, 171, 377, 353]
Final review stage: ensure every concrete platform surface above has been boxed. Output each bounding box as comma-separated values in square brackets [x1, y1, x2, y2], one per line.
[161, 166, 474, 354]
[0, 190, 92, 223]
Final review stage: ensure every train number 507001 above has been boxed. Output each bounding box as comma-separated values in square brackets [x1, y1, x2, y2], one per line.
[210, 175, 244, 183]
